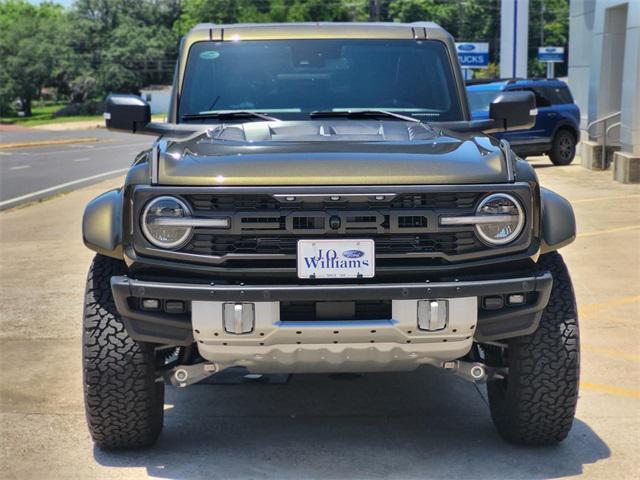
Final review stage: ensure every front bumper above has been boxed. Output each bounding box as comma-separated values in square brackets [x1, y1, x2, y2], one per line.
[111, 272, 552, 372]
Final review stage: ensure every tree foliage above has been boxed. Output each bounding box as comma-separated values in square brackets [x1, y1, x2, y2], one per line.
[387, 0, 500, 64]
[0, 0, 569, 116]
[528, 0, 570, 77]
[0, 0, 71, 115]
[68, 0, 180, 95]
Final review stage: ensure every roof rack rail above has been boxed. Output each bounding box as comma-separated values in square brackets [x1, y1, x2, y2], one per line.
[465, 77, 530, 85]
[465, 77, 566, 86]
[465, 79, 496, 85]
[464, 78, 523, 86]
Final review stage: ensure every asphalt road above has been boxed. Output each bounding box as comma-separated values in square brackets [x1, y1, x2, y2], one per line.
[0, 130, 153, 209]
[1, 157, 639, 479]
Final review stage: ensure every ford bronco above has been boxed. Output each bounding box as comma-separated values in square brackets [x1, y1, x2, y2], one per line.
[82, 22, 579, 449]
[467, 78, 580, 165]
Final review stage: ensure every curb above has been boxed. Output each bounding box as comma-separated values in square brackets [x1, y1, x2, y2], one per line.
[0, 137, 99, 150]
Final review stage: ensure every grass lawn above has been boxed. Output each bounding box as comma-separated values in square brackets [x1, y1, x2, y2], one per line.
[0, 103, 103, 127]
[1, 103, 166, 127]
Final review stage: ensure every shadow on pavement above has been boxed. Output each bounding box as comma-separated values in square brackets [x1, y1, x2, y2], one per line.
[531, 163, 579, 169]
[93, 367, 609, 479]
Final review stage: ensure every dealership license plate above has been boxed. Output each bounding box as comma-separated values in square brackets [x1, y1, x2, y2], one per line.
[297, 239, 375, 279]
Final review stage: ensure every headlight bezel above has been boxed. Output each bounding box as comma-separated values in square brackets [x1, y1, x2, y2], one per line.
[474, 192, 525, 246]
[141, 195, 193, 249]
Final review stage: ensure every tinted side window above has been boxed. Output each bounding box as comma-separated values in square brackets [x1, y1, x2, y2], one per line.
[531, 87, 551, 107]
[508, 87, 551, 107]
[543, 86, 574, 105]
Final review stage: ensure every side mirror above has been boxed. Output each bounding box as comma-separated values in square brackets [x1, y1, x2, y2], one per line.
[104, 95, 151, 134]
[103, 94, 203, 138]
[489, 91, 536, 131]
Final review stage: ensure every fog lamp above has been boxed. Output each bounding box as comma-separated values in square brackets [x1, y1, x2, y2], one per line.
[141, 298, 160, 310]
[507, 294, 526, 305]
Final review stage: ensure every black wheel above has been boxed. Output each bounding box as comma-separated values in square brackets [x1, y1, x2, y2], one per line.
[549, 130, 576, 165]
[83, 254, 164, 449]
[486, 252, 580, 445]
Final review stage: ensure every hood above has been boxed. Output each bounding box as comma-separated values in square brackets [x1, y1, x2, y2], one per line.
[157, 120, 508, 186]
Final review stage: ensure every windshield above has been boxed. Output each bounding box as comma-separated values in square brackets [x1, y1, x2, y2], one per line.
[466, 89, 501, 113]
[178, 39, 463, 122]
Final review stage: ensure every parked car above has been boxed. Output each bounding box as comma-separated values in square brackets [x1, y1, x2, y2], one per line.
[82, 22, 579, 449]
[467, 78, 580, 165]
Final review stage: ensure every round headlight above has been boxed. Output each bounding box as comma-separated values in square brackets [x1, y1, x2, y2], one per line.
[475, 193, 525, 245]
[141, 196, 192, 249]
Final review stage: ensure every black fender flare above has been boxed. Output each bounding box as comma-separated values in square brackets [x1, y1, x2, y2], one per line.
[82, 188, 124, 259]
[551, 120, 580, 143]
[540, 187, 576, 254]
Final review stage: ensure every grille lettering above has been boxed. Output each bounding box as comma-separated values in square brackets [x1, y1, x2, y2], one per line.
[232, 210, 433, 234]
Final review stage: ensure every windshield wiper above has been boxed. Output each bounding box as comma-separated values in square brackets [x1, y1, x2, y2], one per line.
[309, 109, 420, 123]
[181, 110, 279, 122]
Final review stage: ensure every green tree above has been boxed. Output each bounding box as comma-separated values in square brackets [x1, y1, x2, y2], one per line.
[285, 0, 364, 21]
[68, 0, 180, 96]
[175, 0, 366, 32]
[99, 19, 177, 93]
[0, 0, 72, 116]
[0, 0, 571, 115]
[528, 0, 569, 77]
[387, 0, 568, 77]
[173, 0, 267, 34]
[386, 0, 500, 63]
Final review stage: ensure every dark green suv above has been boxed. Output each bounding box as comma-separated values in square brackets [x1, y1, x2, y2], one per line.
[82, 22, 579, 449]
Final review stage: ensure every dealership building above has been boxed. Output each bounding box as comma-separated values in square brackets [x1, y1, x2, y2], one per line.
[568, 0, 640, 182]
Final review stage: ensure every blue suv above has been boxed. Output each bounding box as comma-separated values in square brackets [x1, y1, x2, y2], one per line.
[467, 78, 580, 165]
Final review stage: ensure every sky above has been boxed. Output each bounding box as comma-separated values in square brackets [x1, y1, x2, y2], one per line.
[30, 0, 74, 7]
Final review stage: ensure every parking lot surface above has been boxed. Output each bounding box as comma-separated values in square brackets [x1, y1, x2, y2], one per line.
[0, 157, 639, 479]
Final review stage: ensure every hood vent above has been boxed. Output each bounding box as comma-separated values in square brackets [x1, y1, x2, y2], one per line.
[202, 120, 440, 143]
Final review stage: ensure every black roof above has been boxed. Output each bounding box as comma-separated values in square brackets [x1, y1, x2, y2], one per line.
[465, 77, 564, 86]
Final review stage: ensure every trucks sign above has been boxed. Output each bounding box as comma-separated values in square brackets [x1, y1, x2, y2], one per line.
[537, 46, 565, 63]
[455, 42, 489, 68]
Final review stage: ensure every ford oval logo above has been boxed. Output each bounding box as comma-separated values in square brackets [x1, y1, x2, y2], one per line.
[458, 44, 475, 51]
[343, 249, 364, 259]
[545, 47, 556, 52]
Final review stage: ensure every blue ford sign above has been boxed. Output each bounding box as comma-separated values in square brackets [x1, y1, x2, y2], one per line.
[538, 46, 564, 63]
[342, 249, 365, 259]
[455, 42, 489, 68]
[458, 43, 475, 51]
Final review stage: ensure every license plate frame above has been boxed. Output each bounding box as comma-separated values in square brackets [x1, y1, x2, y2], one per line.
[297, 239, 375, 279]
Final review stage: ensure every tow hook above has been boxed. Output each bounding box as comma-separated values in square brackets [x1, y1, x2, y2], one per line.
[163, 363, 218, 388]
[441, 360, 506, 383]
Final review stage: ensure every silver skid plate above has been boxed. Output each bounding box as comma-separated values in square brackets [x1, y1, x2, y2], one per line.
[192, 297, 477, 373]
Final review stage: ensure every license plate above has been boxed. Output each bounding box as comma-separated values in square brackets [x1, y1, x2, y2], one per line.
[297, 239, 375, 279]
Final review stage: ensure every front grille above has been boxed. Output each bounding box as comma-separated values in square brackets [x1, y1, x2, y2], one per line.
[185, 192, 480, 212]
[132, 187, 533, 271]
[175, 192, 488, 262]
[183, 232, 482, 257]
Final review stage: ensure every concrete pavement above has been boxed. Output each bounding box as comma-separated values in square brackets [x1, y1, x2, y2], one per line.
[0, 158, 638, 479]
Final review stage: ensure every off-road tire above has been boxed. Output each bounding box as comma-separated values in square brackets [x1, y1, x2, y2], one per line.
[487, 251, 580, 445]
[549, 129, 576, 165]
[83, 254, 164, 449]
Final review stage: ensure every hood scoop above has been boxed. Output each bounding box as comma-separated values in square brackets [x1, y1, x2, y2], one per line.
[159, 119, 508, 186]
[204, 120, 439, 143]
